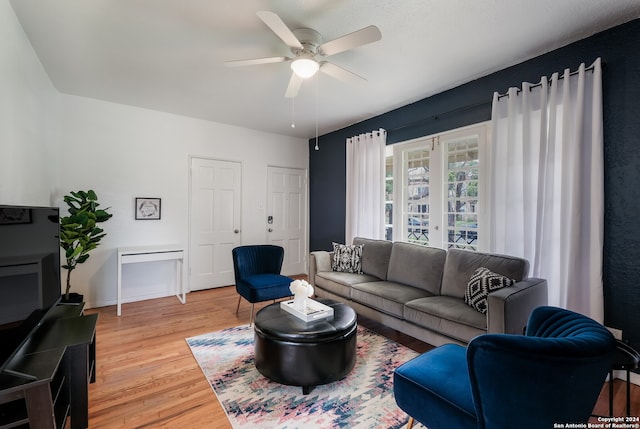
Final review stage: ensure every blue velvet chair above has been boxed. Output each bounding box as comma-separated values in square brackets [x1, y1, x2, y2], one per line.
[394, 306, 616, 429]
[232, 245, 293, 325]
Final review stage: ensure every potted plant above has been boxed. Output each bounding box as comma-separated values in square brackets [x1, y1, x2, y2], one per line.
[59, 190, 113, 302]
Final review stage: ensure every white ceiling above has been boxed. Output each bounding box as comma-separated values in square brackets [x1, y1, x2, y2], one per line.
[10, 0, 640, 139]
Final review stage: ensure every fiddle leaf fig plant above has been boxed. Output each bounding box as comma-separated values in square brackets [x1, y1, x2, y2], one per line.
[60, 190, 113, 300]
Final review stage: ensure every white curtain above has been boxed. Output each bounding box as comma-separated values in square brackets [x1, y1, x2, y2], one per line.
[488, 58, 604, 321]
[345, 129, 387, 243]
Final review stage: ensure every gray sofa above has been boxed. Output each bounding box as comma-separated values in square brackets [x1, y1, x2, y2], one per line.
[309, 237, 548, 346]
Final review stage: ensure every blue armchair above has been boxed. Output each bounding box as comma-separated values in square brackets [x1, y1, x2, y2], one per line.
[232, 245, 293, 325]
[394, 306, 616, 429]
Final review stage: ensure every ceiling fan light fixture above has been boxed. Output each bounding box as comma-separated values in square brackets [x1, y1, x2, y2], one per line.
[291, 57, 319, 79]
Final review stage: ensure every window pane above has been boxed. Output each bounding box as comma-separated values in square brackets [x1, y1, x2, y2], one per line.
[406, 148, 430, 245]
[385, 155, 394, 205]
[385, 151, 393, 241]
[445, 137, 479, 250]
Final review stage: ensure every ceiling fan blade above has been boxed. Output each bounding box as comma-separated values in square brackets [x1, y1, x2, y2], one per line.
[319, 25, 382, 56]
[319, 61, 367, 84]
[256, 11, 303, 50]
[285, 72, 303, 98]
[224, 56, 288, 67]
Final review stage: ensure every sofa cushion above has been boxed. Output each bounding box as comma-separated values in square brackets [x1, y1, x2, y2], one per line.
[387, 242, 446, 295]
[441, 249, 528, 299]
[353, 237, 393, 280]
[464, 267, 516, 314]
[404, 296, 487, 343]
[331, 242, 363, 273]
[315, 271, 378, 299]
[351, 281, 433, 318]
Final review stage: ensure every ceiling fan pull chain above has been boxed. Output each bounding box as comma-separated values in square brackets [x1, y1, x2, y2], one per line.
[291, 96, 295, 128]
[315, 73, 319, 151]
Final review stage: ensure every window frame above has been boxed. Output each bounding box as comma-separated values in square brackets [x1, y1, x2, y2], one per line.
[390, 122, 490, 251]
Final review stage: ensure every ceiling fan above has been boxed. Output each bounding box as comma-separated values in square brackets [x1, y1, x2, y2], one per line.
[225, 11, 382, 98]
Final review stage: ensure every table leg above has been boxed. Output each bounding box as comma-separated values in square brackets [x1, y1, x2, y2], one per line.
[175, 258, 186, 304]
[24, 383, 55, 429]
[69, 343, 89, 429]
[117, 254, 122, 316]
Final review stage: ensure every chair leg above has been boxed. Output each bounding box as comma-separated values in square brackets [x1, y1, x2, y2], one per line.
[249, 303, 255, 327]
[235, 295, 242, 315]
[609, 370, 614, 417]
[406, 417, 414, 429]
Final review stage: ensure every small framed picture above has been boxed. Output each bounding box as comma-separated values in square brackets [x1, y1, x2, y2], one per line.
[135, 198, 161, 220]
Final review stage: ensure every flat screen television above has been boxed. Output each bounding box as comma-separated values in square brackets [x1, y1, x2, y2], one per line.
[0, 205, 61, 373]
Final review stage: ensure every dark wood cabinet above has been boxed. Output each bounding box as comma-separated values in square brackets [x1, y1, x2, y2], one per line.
[0, 303, 97, 429]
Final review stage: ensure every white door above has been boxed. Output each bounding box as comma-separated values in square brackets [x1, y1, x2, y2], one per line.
[189, 158, 241, 290]
[266, 167, 307, 276]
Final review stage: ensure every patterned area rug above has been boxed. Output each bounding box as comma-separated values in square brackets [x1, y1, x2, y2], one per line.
[186, 325, 418, 429]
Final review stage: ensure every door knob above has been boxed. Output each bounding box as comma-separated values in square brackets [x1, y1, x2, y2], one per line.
[268, 228, 273, 232]
[234, 229, 240, 233]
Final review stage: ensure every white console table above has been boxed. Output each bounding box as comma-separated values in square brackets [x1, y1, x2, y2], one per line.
[117, 245, 185, 316]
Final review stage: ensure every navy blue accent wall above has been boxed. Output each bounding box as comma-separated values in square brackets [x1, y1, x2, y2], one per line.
[309, 19, 640, 349]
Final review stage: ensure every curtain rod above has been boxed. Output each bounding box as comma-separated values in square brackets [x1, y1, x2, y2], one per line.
[497, 63, 595, 100]
[385, 101, 491, 134]
[347, 128, 386, 141]
[385, 62, 595, 133]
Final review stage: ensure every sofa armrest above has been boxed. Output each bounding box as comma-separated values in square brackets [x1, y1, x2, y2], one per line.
[309, 251, 333, 287]
[487, 278, 548, 335]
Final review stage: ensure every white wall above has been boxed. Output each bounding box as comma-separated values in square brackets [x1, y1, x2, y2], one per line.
[0, 2, 59, 206]
[55, 95, 308, 308]
[2, 3, 309, 309]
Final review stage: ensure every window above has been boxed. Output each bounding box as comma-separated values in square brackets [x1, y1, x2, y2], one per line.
[391, 123, 488, 251]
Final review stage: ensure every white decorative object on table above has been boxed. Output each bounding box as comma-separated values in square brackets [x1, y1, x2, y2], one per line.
[281, 280, 333, 322]
[280, 299, 334, 322]
[289, 279, 314, 311]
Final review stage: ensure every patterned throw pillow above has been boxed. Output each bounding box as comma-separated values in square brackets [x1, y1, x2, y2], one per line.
[464, 267, 516, 314]
[331, 242, 364, 274]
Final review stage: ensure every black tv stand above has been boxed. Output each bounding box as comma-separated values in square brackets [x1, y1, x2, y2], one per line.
[1, 369, 38, 382]
[0, 303, 97, 429]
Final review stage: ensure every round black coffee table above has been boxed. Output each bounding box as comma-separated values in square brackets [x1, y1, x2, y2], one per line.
[253, 298, 357, 394]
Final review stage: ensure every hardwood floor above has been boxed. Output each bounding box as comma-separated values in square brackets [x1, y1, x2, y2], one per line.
[84, 286, 639, 428]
